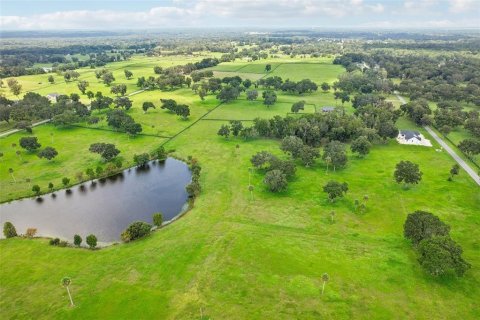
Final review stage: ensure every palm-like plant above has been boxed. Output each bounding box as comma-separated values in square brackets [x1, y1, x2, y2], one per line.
[61, 277, 74, 307]
[321, 273, 329, 295]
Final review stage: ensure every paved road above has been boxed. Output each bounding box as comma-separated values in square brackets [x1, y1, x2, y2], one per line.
[0, 119, 51, 138]
[395, 93, 480, 186]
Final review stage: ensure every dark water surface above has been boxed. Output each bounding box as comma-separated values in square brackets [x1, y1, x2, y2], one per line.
[0, 158, 191, 243]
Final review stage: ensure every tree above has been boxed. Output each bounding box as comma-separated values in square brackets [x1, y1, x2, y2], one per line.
[321, 82, 330, 92]
[281, 136, 304, 158]
[73, 234, 82, 246]
[262, 90, 277, 106]
[32, 184, 41, 197]
[299, 145, 320, 167]
[38, 147, 58, 160]
[394, 161, 423, 187]
[323, 141, 347, 170]
[264, 169, 288, 192]
[8, 168, 16, 182]
[114, 96, 132, 110]
[3, 222, 17, 238]
[217, 124, 230, 139]
[321, 273, 329, 295]
[19, 137, 41, 152]
[334, 91, 350, 105]
[417, 236, 470, 277]
[124, 69, 133, 80]
[246, 90, 258, 101]
[48, 182, 54, 193]
[62, 177, 70, 188]
[86, 234, 97, 249]
[251, 151, 275, 169]
[216, 86, 240, 103]
[111, 84, 127, 96]
[153, 213, 163, 227]
[350, 136, 371, 157]
[61, 277, 75, 307]
[77, 80, 89, 94]
[449, 164, 460, 180]
[142, 102, 155, 114]
[265, 64, 272, 72]
[153, 66, 163, 74]
[86, 91, 95, 100]
[458, 139, 480, 157]
[7, 78, 22, 99]
[48, 75, 55, 84]
[133, 153, 150, 167]
[291, 101, 305, 113]
[229, 120, 243, 137]
[121, 221, 152, 242]
[89, 143, 120, 161]
[122, 121, 142, 137]
[175, 104, 190, 119]
[323, 180, 348, 202]
[101, 71, 115, 85]
[404, 211, 450, 246]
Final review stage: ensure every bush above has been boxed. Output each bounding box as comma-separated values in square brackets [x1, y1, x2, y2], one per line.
[26, 228, 37, 238]
[74, 234, 82, 246]
[58, 240, 68, 247]
[404, 211, 450, 245]
[86, 234, 97, 249]
[153, 213, 163, 227]
[121, 221, 152, 242]
[264, 169, 288, 192]
[49, 238, 60, 246]
[3, 222, 17, 238]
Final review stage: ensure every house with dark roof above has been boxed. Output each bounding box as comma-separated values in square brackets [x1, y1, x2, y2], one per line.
[397, 130, 432, 147]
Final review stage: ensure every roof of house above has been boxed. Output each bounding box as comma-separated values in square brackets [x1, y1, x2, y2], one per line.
[322, 106, 335, 112]
[46, 93, 60, 98]
[400, 130, 421, 140]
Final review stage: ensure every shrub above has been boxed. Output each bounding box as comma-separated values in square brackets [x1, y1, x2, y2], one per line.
[121, 221, 152, 242]
[264, 169, 288, 192]
[49, 238, 60, 246]
[3, 222, 17, 238]
[58, 240, 68, 247]
[25, 228, 37, 238]
[73, 234, 82, 246]
[86, 234, 97, 249]
[153, 213, 163, 227]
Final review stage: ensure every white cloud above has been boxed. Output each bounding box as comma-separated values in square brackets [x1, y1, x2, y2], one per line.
[449, 0, 475, 13]
[0, 0, 477, 30]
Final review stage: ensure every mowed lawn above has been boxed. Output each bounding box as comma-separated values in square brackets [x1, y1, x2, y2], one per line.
[1, 58, 479, 319]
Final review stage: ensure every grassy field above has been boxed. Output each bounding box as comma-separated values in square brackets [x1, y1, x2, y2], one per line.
[1, 56, 479, 319]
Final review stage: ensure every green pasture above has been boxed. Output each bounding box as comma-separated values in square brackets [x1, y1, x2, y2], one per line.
[0, 55, 479, 319]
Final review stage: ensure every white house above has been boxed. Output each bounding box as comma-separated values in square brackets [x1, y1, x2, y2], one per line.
[397, 130, 432, 147]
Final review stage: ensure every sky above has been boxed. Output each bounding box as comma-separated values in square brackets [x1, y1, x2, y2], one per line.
[0, 0, 479, 30]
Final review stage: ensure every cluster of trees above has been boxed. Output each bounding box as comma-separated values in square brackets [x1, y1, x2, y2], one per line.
[94, 69, 115, 86]
[404, 211, 470, 277]
[89, 143, 120, 162]
[257, 77, 318, 95]
[335, 52, 480, 105]
[160, 99, 190, 119]
[250, 151, 296, 192]
[186, 158, 202, 198]
[15, 136, 58, 161]
[106, 109, 142, 136]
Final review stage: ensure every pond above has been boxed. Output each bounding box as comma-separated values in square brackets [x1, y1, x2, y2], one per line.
[0, 158, 192, 243]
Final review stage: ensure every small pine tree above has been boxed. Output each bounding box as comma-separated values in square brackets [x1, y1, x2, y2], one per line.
[3, 222, 17, 238]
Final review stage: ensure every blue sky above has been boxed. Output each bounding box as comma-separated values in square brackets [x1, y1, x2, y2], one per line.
[1, 0, 479, 30]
